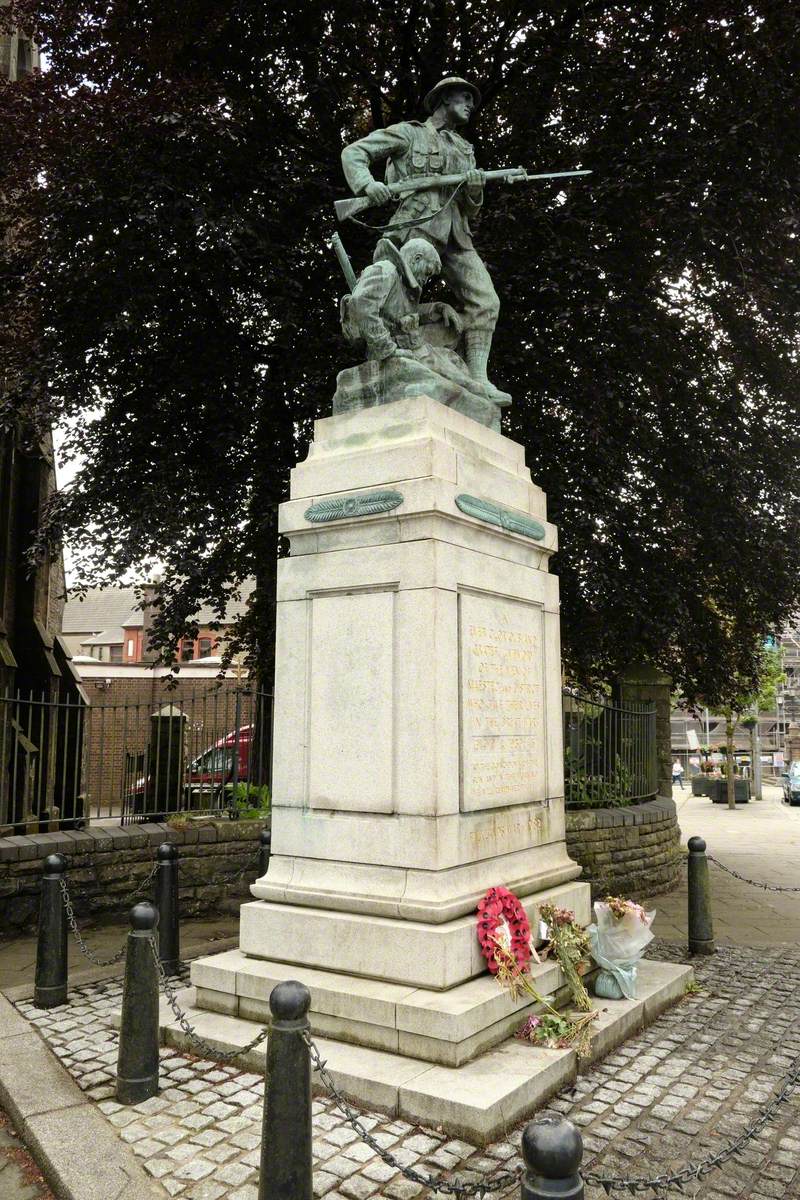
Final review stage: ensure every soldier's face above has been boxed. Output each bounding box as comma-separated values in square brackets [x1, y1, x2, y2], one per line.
[443, 89, 474, 125]
[413, 255, 435, 285]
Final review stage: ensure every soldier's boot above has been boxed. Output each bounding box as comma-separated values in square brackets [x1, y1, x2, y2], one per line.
[464, 328, 512, 407]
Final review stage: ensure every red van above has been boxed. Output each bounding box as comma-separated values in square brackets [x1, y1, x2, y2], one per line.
[124, 724, 255, 815]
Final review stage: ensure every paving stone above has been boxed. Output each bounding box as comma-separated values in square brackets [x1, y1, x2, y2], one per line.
[229, 1127, 261, 1151]
[184, 1182, 226, 1200]
[213, 1159, 254, 1186]
[339, 1176, 380, 1199]
[173, 1158, 216, 1181]
[325, 1154, 363, 1180]
[342, 1139, 379, 1164]
[143, 1157, 174, 1178]
[313, 1171, 341, 1196]
[204, 1143, 239, 1165]
[402, 1134, 441, 1155]
[382, 1181, 423, 1199]
[361, 1160, 399, 1184]
[162, 1179, 187, 1197]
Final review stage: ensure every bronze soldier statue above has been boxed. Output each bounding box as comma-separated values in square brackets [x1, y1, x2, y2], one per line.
[341, 76, 508, 408]
[342, 237, 462, 363]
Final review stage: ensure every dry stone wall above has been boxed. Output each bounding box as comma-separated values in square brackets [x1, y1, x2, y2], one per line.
[0, 819, 267, 932]
[565, 796, 681, 900]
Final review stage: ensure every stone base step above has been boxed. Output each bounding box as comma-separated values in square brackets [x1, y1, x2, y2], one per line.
[156, 959, 692, 1144]
[191, 946, 584, 1066]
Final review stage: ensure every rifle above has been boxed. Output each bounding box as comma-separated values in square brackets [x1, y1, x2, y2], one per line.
[334, 166, 591, 223]
[331, 232, 358, 290]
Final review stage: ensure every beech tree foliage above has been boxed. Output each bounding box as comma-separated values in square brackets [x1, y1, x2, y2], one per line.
[2, 1, 799, 700]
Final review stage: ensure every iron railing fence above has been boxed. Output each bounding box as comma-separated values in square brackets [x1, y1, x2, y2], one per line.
[1, 681, 655, 830]
[0, 686, 273, 831]
[562, 690, 657, 809]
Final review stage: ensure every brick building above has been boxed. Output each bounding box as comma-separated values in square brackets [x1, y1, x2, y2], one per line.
[63, 581, 255, 665]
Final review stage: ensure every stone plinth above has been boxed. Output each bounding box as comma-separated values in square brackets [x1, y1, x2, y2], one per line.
[245, 396, 583, 986]
[192, 395, 589, 1056]
[184, 394, 691, 1138]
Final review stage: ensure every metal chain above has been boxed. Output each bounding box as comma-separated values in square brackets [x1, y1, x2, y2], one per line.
[584, 1017, 800, 1194]
[150, 937, 270, 1062]
[706, 853, 800, 893]
[303, 1030, 520, 1197]
[131, 859, 160, 898]
[59, 876, 128, 965]
[59, 861, 158, 967]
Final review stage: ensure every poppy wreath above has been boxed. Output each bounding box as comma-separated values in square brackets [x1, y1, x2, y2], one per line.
[476, 885, 533, 974]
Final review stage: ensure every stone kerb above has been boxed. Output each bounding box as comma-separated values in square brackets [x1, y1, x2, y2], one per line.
[0, 819, 268, 932]
[565, 796, 681, 899]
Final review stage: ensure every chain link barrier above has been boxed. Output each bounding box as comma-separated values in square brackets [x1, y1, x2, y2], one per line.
[150, 937, 270, 1062]
[584, 1037, 800, 1194]
[706, 852, 800, 893]
[59, 861, 158, 966]
[303, 1030, 520, 1197]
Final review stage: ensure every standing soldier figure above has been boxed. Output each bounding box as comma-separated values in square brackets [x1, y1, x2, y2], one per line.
[341, 76, 509, 409]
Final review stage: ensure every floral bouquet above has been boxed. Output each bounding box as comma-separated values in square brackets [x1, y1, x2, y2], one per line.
[475, 886, 598, 1056]
[586, 895, 655, 1000]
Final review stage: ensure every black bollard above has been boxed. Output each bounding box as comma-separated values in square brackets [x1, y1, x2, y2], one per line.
[258, 828, 271, 878]
[687, 835, 715, 955]
[116, 901, 160, 1105]
[259, 980, 313, 1200]
[521, 1114, 584, 1200]
[34, 854, 68, 1009]
[155, 842, 180, 975]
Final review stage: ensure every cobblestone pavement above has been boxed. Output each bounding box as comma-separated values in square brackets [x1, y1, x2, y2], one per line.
[0, 1107, 55, 1199]
[11, 939, 800, 1199]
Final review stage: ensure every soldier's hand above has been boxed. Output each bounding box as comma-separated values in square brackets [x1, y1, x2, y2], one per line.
[364, 180, 393, 206]
[437, 304, 464, 334]
[466, 169, 485, 195]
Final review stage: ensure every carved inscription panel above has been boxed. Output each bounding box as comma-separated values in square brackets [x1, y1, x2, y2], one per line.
[459, 592, 546, 813]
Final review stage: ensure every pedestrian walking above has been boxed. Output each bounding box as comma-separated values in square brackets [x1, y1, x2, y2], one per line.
[672, 759, 685, 789]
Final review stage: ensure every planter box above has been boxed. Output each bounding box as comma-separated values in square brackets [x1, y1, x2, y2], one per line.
[709, 778, 750, 804]
[691, 776, 712, 796]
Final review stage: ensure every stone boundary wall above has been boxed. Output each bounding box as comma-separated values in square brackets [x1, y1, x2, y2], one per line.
[565, 796, 681, 900]
[0, 819, 268, 932]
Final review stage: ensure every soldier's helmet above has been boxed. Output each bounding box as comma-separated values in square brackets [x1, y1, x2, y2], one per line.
[423, 76, 481, 114]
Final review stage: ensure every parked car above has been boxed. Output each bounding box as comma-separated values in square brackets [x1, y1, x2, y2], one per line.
[124, 724, 256, 816]
[782, 762, 800, 805]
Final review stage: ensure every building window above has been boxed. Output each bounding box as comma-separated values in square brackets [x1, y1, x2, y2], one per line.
[180, 640, 195, 662]
[109, 645, 123, 664]
[127, 639, 135, 659]
[198, 637, 213, 658]
[17, 38, 31, 76]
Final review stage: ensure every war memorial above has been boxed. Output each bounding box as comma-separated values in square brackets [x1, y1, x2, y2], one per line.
[172, 77, 691, 1143]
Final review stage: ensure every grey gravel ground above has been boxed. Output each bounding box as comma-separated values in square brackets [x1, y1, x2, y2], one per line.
[12, 938, 800, 1199]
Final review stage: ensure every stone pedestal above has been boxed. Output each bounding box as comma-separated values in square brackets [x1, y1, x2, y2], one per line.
[194, 396, 586, 1029]
[183, 394, 692, 1140]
